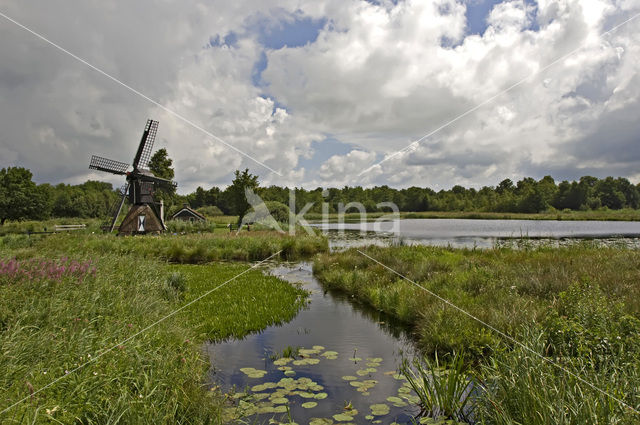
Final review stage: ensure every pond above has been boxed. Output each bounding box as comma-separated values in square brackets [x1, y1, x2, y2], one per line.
[207, 262, 422, 424]
[315, 218, 640, 249]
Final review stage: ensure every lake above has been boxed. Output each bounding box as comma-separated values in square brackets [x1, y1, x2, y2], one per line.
[315, 218, 640, 249]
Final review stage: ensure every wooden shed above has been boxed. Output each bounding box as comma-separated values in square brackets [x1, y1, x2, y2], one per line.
[172, 204, 206, 222]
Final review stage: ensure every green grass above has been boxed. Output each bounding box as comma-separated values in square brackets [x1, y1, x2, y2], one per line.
[167, 263, 308, 341]
[0, 230, 328, 263]
[314, 244, 640, 423]
[0, 230, 322, 423]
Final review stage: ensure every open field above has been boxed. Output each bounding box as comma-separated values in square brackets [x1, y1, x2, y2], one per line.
[0, 231, 326, 423]
[313, 244, 640, 423]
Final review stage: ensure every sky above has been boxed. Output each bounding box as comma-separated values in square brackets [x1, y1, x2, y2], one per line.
[0, 0, 639, 193]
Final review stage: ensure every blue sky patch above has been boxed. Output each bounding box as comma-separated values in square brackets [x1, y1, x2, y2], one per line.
[258, 15, 326, 50]
[465, 0, 539, 35]
[298, 137, 357, 170]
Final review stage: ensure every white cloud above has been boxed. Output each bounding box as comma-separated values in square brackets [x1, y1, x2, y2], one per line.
[0, 0, 639, 193]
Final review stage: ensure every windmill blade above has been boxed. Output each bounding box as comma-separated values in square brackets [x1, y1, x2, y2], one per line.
[89, 155, 129, 175]
[108, 182, 129, 232]
[132, 119, 159, 170]
[138, 173, 177, 189]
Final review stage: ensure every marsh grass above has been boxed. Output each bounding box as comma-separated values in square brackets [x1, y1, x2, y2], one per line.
[401, 352, 476, 422]
[0, 230, 328, 264]
[315, 244, 640, 423]
[313, 244, 640, 358]
[0, 230, 319, 423]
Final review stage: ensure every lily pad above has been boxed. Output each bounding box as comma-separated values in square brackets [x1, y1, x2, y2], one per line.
[349, 357, 362, 362]
[302, 401, 318, 409]
[239, 367, 267, 378]
[369, 403, 390, 416]
[309, 419, 333, 425]
[342, 376, 358, 381]
[272, 397, 288, 404]
[312, 345, 325, 350]
[333, 413, 355, 421]
[273, 405, 288, 413]
[315, 392, 328, 400]
[273, 357, 293, 366]
[284, 370, 296, 376]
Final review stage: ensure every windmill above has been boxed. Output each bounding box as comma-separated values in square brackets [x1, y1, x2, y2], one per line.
[89, 119, 177, 235]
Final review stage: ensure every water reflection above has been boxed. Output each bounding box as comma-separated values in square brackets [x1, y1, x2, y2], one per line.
[207, 263, 419, 424]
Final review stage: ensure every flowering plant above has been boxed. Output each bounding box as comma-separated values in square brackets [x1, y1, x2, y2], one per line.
[0, 256, 96, 284]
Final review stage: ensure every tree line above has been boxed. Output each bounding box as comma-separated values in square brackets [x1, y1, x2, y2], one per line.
[2, 163, 640, 225]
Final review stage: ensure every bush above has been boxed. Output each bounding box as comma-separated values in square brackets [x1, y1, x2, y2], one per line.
[245, 201, 290, 224]
[197, 205, 224, 217]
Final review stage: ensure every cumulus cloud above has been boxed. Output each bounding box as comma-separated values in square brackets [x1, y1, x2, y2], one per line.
[1, 0, 639, 191]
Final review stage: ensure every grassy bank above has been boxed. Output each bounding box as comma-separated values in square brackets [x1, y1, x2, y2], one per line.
[0, 231, 323, 423]
[313, 244, 640, 423]
[1, 230, 328, 263]
[306, 208, 640, 222]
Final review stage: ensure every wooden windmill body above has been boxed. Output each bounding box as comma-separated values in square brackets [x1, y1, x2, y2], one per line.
[88, 119, 176, 235]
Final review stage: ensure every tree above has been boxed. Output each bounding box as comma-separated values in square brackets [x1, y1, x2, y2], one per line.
[0, 167, 48, 225]
[148, 148, 175, 180]
[148, 148, 176, 197]
[221, 169, 259, 224]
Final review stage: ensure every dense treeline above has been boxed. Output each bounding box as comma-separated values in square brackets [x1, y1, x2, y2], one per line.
[2, 165, 640, 224]
[186, 174, 640, 215]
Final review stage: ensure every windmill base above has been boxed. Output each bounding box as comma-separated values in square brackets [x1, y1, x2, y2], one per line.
[117, 204, 165, 235]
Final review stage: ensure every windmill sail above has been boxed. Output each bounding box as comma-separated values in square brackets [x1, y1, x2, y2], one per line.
[132, 119, 158, 170]
[89, 155, 129, 175]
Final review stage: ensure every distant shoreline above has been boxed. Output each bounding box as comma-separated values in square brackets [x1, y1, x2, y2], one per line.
[307, 209, 640, 222]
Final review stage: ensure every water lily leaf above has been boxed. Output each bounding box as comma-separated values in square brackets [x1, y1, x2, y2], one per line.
[333, 413, 354, 421]
[253, 393, 270, 400]
[273, 357, 293, 366]
[356, 369, 370, 376]
[365, 415, 374, 420]
[392, 373, 406, 380]
[306, 358, 321, 365]
[312, 345, 325, 350]
[349, 357, 362, 362]
[284, 370, 296, 376]
[369, 403, 390, 416]
[310, 384, 324, 392]
[342, 376, 358, 381]
[365, 367, 377, 373]
[298, 391, 315, 398]
[386, 396, 407, 407]
[302, 401, 318, 409]
[251, 384, 266, 392]
[315, 392, 328, 400]
[273, 405, 288, 413]
[309, 419, 333, 425]
[321, 351, 338, 357]
[299, 348, 320, 356]
[349, 381, 362, 387]
[278, 366, 292, 371]
[272, 397, 288, 404]
[367, 357, 383, 363]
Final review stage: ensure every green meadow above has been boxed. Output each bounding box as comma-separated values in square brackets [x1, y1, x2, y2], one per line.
[0, 231, 327, 423]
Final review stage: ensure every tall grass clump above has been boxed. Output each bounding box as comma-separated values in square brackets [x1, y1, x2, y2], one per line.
[401, 352, 476, 422]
